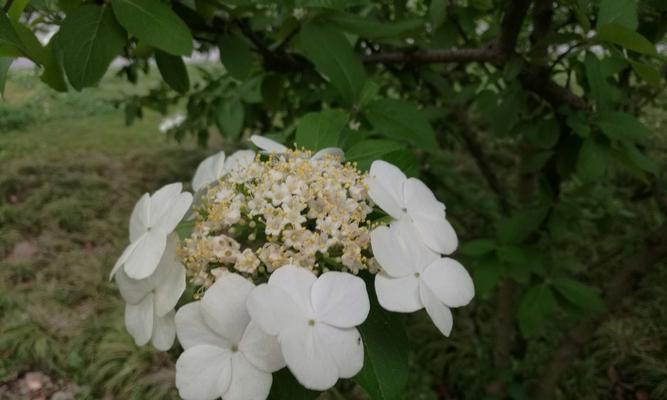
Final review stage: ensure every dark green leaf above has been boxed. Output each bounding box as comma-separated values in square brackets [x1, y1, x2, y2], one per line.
[11, 21, 47, 65]
[364, 98, 438, 150]
[0, 56, 11, 97]
[40, 39, 68, 92]
[472, 256, 501, 298]
[326, 12, 423, 39]
[496, 206, 550, 244]
[459, 239, 496, 257]
[295, 109, 348, 151]
[219, 34, 256, 80]
[261, 74, 284, 111]
[300, 22, 367, 105]
[269, 368, 319, 400]
[584, 52, 617, 107]
[155, 50, 190, 93]
[616, 142, 658, 174]
[59, 5, 127, 90]
[215, 100, 244, 139]
[111, 0, 192, 56]
[355, 279, 409, 400]
[0, 14, 34, 61]
[517, 284, 557, 337]
[596, 111, 651, 141]
[552, 278, 605, 313]
[383, 149, 419, 177]
[576, 137, 609, 180]
[346, 139, 404, 170]
[630, 61, 661, 87]
[596, 23, 657, 56]
[429, 0, 447, 28]
[7, 0, 29, 22]
[597, 0, 638, 30]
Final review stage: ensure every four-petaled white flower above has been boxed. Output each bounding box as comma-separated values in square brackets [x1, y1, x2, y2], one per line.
[110, 182, 192, 280]
[192, 150, 256, 192]
[175, 274, 285, 400]
[366, 160, 458, 255]
[371, 220, 474, 336]
[115, 234, 185, 350]
[247, 265, 369, 391]
[250, 135, 344, 160]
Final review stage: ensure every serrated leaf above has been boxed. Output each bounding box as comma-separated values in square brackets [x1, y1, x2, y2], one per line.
[597, 0, 638, 30]
[219, 33, 256, 80]
[111, 0, 192, 56]
[300, 22, 367, 105]
[596, 23, 657, 56]
[354, 279, 409, 400]
[596, 111, 651, 141]
[364, 98, 438, 150]
[576, 137, 609, 180]
[155, 50, 190, 93]
[517, 284, 557, 337]
[59, 5, 127, 90]
[552, 278, 605, 313]
[215, 100, 244, 139]
[295, 109, 348, 151]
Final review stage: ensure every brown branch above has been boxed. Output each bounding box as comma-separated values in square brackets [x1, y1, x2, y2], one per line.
[497, 0, 533, 59]
[519, 65, 588, 110]
[535, 222, 667, 399]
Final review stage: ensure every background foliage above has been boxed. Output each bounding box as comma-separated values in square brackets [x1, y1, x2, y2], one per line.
[1, 0, 666, 399]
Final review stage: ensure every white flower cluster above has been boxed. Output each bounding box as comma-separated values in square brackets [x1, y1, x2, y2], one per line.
[110, 135, 474, 399]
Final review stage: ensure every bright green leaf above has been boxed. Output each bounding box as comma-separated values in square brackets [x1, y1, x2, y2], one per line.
[111, 0, 192, 56]
[59, 5, 127, 90]
[517, 284, 558, 337]
[155, 50, 190, 94]
[596, 23, 657, 56]
[295, 109, 348, 151]
[7, 0, 29, 22]
[300, 22, 367, 105]
[364, 98, 438, 150]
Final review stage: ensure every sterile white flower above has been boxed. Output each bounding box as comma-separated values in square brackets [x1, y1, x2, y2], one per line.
[247, 265, 369, 391]
[371, 220, 474, 336]
[174, 274, 284, 400]
[192, 150, 256, 192]
[110, 182, 193, 279]
[366, 160, 458, 254]
[250, 135, 344, 160]
[115, 234, 185, 350]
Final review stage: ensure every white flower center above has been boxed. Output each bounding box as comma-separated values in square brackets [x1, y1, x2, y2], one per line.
[308, 319, 316, 326]
[231, 344, 239, 353]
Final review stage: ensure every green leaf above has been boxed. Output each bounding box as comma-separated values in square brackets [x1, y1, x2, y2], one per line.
[552, 278, 605, 313]
[155, 50, 190, 93]
[584, 52, 617, 107]
[59, 5, 127, 90]
[383, 149, 419, 177]
[268, 368, 319, 400]
[219, 34, 256, 80]
[0, 14, 33, 60]
[325, 12, 423, 39]
[215, 100, 244, 139]
[517, 284, 558, 337]
[472, 256, 501, 298]
[355, 279, 409, 400]
[596, 111, 651, 141]
[7, 0, 29, 22]
[496, 206, 550, 244]
[111, 0, 192, 56]
[596, 23, 657, 56]
[576, 137, 609, 180]
[459, 239, 496, 257]
[630, 61, 661, 87]
[261, 74, 284, 111]
[300, 22, 367, 105]
[11, 21, 47, 65]
[295, 109, 348, 151]
[364, 98, 437, 150]
[346, 139, 404, 170]
[0, 56, 11, 97]
[597, 0, 638, 30]
[618, 142, 657, 174]
[429, 0, 447, 28]
[40, 39, 68, 92]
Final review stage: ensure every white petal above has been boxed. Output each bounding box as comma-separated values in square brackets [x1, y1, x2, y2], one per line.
[312, 147, 344, 160]
[370, 225, 412, 278]
[411, 213, 458, 255]
[422, 258, 474, 308]
[404, 177, 445, 218]
[124, 294, 154, 346]
[375, 273, 423, 313]
[223, 353, 273, 400]
[192, 151, 226, 192]
[175, 302, 230, 350]
[109, 240, 139, 280]
[115, 267, 152, 305]
[246, 285, 307, 336]
[153, 236, 186, 316]
[152, 309, 176, 351]
[129, 193, 150, 242]
[223, 150, 255, 174]
[366, 160, 406, 219]
[419, 282, 453, 337]
[176, 345, 232, 400]
[311, 272, 369, 328]
[201, 273, 255, 343]
[149, 182, 183, 222]
[280, 325, 338, 391]
[390, 218, 440, 272]
[153, 192, 193, 233]
[250, 135, 288, 153]
[123, 229, 167, 280]
[239, 321, 285, 373]
[316, 324, 364, 379]
[267, 265, 316, 316]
